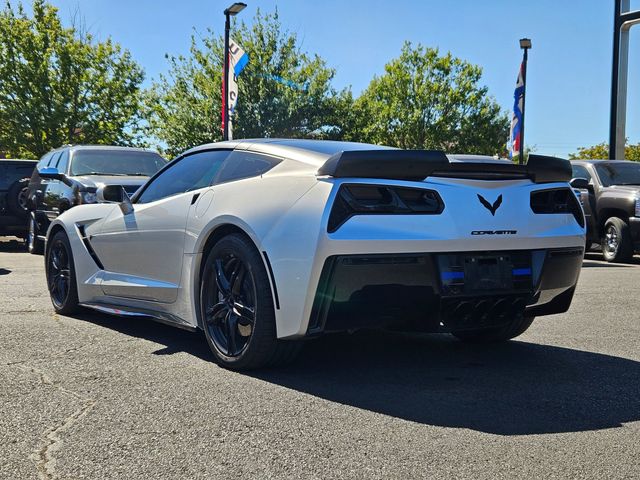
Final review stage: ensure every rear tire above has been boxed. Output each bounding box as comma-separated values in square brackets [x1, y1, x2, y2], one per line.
[601, 217, 633, 263]
[200, 233, 301, 370]
[452, 315, 535, 343]
[27, 212, 44, 255]
[45, 230, 80, 314]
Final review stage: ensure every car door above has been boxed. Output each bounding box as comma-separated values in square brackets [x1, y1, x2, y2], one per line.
[89, 149, 231, 303]
[31, 153, 54, 216]
[42, 151, 64, 221]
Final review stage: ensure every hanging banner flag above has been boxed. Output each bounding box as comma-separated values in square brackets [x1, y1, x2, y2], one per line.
[509, 62, 525, 159]
[221, 39, 249, 140]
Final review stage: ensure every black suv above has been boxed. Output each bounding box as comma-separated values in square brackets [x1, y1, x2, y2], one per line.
[0, 159, 37, 238]
[571, 160, 640, 262]
[27, 145, 166, 254]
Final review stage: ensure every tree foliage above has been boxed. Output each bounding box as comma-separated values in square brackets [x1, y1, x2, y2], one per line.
[145, 10, 350, 157]
[568, 142, 640, 161]
[0, 0, 144, 158]
[348, 43, 508, 155]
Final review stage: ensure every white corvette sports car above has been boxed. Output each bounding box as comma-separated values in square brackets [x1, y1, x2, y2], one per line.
[45, 139, 585, 369]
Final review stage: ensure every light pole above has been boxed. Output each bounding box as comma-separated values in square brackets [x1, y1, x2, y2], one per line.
[223, 2, 247, 141]
[518, 38, 531, 164]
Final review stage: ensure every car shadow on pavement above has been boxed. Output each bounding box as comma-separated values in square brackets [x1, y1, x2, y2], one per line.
[250, 330, 640, 436]
[583, 252, 640, 267]
[71, 311, 213, 361]
[68, 311, 640, 436]
[582, 260, 634, 268]
[0, 238, 27, 253]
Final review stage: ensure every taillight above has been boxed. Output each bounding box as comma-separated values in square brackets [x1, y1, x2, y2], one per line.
[327, 184, 444, 233]
[530, 188, 585, 228]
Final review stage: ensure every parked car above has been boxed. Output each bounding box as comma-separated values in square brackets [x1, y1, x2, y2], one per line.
[44, 139, 585, 370]
[0, 159, 37, 239]
[27, 145, 166, 254]
[571, 160, 640, 263]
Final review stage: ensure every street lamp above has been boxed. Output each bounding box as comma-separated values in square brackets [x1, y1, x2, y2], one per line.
[518, 38, 531, 164]
[223, 2, 247, 141]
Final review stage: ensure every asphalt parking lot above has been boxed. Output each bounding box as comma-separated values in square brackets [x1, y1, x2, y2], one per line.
[1, 238, 639, 479]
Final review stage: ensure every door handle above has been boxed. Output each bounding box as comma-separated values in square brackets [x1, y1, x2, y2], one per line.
[191, 193, 200, 205]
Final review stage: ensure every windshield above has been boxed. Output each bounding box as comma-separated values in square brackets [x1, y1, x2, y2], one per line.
[70, 150, 166, 176]
[593, 162, 640, 187]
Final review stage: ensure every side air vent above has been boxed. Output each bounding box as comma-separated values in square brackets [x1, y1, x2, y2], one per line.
[76, 224, 104, 269]
[327, 184, 444, 233]
[530, 187, 585, 228]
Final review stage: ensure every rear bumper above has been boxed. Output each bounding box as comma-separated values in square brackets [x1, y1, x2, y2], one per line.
[307, 247, 583, 335]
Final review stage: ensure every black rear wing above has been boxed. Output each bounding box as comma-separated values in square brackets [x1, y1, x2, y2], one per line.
[317, 150, 572, 184]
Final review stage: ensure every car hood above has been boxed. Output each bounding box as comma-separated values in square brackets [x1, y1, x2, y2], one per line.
[603, 185, 640, 196]
[72, 175, 149, 189]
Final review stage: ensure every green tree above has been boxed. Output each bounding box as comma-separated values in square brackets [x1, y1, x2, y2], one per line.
[348, 42, 508, 155]
[568, 142, 640, 161]
[145, 10, 351, 157]
[0, 0, 144, 158]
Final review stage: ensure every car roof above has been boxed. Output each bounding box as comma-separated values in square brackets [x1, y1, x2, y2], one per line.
[46, 145, 161, 155]
[184, 140, 513, 168]
[570, 159, 631, 164]
[184, 139, 395, 166]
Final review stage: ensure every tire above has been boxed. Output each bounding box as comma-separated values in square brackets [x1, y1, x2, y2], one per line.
[6, 179, 30, 218]
[45, 230, 80, 314]
[27, 212, 44, 255]
[451, 315, 535, 343]
[200, 233, 301, 370]
[601, 217, 633, 263]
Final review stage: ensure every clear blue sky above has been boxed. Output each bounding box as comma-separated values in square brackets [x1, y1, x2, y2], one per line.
[43, 0, 640, 156]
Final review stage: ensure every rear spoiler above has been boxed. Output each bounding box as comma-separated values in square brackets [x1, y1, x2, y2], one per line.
[317, 150, 572, 184]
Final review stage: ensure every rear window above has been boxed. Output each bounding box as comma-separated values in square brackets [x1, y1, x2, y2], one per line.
[70, 150, 166, 177]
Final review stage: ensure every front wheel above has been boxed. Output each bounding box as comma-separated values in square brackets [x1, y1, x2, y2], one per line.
[200, 234, 301, 370]
[45, 230, 80, 314]
[451, 315, 535, 343]
[28, 212, 44, 255]
[602, 217, 633, 263]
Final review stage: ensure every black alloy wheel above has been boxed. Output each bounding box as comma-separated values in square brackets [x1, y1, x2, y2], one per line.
[46, 231, 80, 314]
[205, 254, 256, 357]
[200, 233, 301, 370]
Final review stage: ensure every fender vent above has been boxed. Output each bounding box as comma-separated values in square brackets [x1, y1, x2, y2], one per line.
[76, 224, 104, 270]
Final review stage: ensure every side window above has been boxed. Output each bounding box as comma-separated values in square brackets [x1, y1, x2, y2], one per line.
[571, 165, 591, 180]
[216, 151, 282, 184]
[36, 153, 52, 170]
[55, 150, 69, 174]
[137, 150, 231, 204]
[48, 151, 62, 168]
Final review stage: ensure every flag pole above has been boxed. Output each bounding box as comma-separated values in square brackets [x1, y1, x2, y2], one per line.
[223, 11, 231, 141]
[222, 3, 247, 141]
[518, 38, 531, 164]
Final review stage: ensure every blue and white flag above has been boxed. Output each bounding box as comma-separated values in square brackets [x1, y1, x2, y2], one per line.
[509, 62, 524, 159]
[227, 39, 249, 139]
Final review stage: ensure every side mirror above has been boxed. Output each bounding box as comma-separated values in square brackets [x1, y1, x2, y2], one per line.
[38, 166, 64, 180]
[570, 177, 590, 190]
[96, 185, 134, 215]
